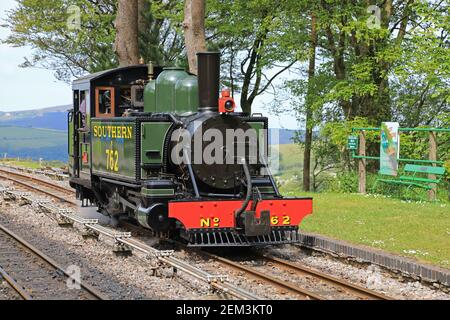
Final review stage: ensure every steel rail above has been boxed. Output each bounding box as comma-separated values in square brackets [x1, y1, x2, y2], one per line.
[0, 168, 74, 195]
[203, 252, 325, 300]
[262, 255, 392, 300]
[1, 164, 70, 181]
[114, 237, 260, 300]
[116, 222, 263, 300]
[0, 223, 107, 300]
[0, 173, 78, 206]
[0, 266, 33, 300]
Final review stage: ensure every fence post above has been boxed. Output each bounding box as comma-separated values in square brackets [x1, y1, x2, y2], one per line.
[359, 130, 366, 194]
[428, 131, 437, 201]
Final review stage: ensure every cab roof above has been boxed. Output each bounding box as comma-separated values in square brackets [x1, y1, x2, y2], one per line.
[72, 65, 149, 91]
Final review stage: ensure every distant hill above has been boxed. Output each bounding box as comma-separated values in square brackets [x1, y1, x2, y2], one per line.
[0, 105, 315, 161]
[269, 129, 319, 144]
[0, 105, 71, 131]
[0, 126, 67, 162]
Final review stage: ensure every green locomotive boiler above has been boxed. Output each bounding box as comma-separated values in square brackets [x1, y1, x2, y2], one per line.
[68, 52, 312, 246]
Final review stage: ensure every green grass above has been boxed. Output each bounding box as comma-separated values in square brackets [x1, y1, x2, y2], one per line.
[276, 144, 304, 172]
[0, 159, 67, 169]
[272, 144, 304, 190]
[0, 159, 42, 169]
[0, 126, 66, 149]
[285, 191, 450, 268]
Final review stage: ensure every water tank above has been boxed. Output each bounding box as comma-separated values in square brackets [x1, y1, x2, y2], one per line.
[175, 76, 199, 114]
[144, 80, 156, 113]
[156, 67, 189, 113]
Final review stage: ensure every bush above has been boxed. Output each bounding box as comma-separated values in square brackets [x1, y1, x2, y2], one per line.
[322, 172, 358, 193]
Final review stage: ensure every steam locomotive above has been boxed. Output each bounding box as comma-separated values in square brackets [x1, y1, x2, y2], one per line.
[68, 52, 312, 246]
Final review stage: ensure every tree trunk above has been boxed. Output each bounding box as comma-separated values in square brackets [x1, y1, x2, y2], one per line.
[183, 0, 207, 75]
[115, 0, 140, 67]
[303, 13, 317, 192]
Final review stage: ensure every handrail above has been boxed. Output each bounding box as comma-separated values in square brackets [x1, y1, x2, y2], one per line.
[351, 152, 445, 165]
[350, 126, 448, 165]
[352, 127, 450, 133]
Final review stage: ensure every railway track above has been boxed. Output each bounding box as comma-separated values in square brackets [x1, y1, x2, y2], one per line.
[201, 251, 392, 300]
[118, 221, 393, 300]
[261, 255, 391, 300]
[0, 168, 392, 300]
[0, 168, 76, 206]
[0, 183, 260, 300]
[0, 164, 69, 181]
[0, 223, 106, 300]
[204, 252, 324, 300]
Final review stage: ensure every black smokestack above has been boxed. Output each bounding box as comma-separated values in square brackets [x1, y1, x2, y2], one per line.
[197, 52, 220, 112]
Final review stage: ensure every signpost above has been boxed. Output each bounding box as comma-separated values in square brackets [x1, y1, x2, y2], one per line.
[347, 136, 358, 150]
[379, 122, 400, 176]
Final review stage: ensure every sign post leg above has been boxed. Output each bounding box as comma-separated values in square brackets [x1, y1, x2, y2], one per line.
[428, 131, 437, 201]
[359, 131, 366, 194]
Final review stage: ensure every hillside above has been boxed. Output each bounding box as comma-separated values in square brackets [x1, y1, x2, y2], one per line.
[0, 105, 310, 161]
[0, 126, 67, 162]
[0, 105, 70, 131]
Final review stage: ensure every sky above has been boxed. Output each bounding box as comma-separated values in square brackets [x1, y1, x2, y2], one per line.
[0, 0, 299, 129]
[0, 0, 72, 111]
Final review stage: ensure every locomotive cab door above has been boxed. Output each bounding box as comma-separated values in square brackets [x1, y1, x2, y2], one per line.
[78, 90, 91, 179]
[68, 110, 74, 175]
[70, 90, 80, 178]
[70, 89, 91, 179]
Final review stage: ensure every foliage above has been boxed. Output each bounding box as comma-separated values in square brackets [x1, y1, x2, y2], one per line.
[206, 0, 308, 112]
[2, 0, 118, 82]
[139, 0, 186, 67]
[2, 0, 449, 197]
[287, 0, 449, 125]
[2, 0, 186, 82]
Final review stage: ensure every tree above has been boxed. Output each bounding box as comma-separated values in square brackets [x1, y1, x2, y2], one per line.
[207, 0, 303, 114]
[2, 0, 186, 81]
[115, 0, 140, 66]
[183, 0, 207, 74]
[302, 12, 318, 192]
[2, 0, 117, 82]
[139, 0, 186, 66]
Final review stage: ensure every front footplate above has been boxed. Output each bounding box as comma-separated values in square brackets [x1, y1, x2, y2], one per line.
[184, 227, 300, 247]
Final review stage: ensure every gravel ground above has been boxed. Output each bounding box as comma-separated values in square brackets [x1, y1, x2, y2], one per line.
[0, 281, 21, 300]
[266, 245, 450, 300]
[241, 257, 363, 300]
[0, 198, 212, 300]
[1, 168, 449, 300]
[174, 248, 301, 300]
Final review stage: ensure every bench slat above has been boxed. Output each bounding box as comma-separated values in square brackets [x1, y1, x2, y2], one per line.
[404, 164, 446, 175]
[399, 176, 440, 184]
[377, 179, 433, 190]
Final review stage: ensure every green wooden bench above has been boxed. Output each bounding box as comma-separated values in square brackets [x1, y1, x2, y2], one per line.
[373, 164, 446, 197]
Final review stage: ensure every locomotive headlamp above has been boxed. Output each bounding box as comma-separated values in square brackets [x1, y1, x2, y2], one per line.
[219, 89, 236, 113]
[225, 100, 234, 112]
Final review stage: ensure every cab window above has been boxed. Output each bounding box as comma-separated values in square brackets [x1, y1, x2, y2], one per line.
[95, 87, 115, 118]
